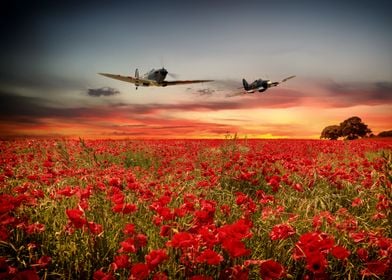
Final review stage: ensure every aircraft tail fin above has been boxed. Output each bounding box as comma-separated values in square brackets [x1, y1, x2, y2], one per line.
[242, 79, 250, 90]
[135, 68, 140, 90]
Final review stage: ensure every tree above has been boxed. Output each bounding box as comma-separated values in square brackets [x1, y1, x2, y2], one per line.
[378, 130, 392, 137]
[320, 125, 342, 140]
[339, 116, 372, 140]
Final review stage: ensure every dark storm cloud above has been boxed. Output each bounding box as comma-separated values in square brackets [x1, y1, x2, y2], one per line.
[0, 92, 51, 118]
[0, 68, 86, 93]
[321, 80, 392, 107]
[0, 91, 90, 121]
[106, 89, 304, 115]
[87, 87, 120, 97]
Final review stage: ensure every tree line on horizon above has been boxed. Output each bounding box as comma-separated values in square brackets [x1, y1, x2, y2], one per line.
[320, 116, 392, 140]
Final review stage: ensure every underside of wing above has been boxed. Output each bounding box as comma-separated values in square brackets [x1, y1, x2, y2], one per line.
[98, 73, 154, 86]
[163, 80, 214, 86]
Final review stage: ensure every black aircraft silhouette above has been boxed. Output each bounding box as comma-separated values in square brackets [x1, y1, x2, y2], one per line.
[242, 75, 296, 93]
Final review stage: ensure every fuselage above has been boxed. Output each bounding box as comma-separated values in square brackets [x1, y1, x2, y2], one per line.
[144, 68, 168, 84]
[243, 79, 272, 93]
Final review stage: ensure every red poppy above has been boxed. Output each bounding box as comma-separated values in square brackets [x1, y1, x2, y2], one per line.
[130, 263, 150, 280]
[15, 270, 40, 280]
[36, 255, 52, 268]
[152, 272, 168, 280]
[160, 225, 171, 237]
[296, 232, 334, 257]
[56, 186, 76, 197]
[267, 176, 281, 192]
[87, 221, 103, 235]
[79, 186, 92, 199]
[194, 210, 212, 224]
[157, 195, 171, 205]
[0, 227, 9, 241]
[108, 177, 121, 188]
[123, 223, 135, 235]
[157, 207, 174, 221]
[167, 232, 197, 249]
[222, 238, 251, 258]
[305, 252, 328, 274]
[349, 232, 367, 243]
[269, 224, 295, 241]
[174, 207, 187, 217]
[220, 204, 231, 216]
[135, 233, 148, 248]
[93, 269, 115, 280]
[110, 193, 124, 204]
[25, 222, 45, 234]
[153, 215, 163, 226]
[235, 192, 248, 205]
[361, 261, 388, 276]
[118, 238, 136, 253]
[0, 196, 16, 214]
[260, 260, 285, 280]
[331, 246, 350, 260]
[79, 199, 89, 210]
[111, 254, 130, 270]
[65, 209, 87, 228]
[356, 248, 369, 262]
[220, 265, 249, 280]
[189, 276, 213, 280]
[351, 197, 363, 207]
[145, 249, 168, 269]
[198, 226, 219, 247]
[196, 249, 223, 265]
[292, 183, 304, 192]
[112, 203, 137, 214]
[218, 219, 253, 241]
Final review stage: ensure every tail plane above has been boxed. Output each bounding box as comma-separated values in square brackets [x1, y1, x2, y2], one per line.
[242, 79, 250, 91]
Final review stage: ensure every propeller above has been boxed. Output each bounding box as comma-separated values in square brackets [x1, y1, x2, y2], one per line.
[159, 56, 180, 79]
[167, 72, 179, 79]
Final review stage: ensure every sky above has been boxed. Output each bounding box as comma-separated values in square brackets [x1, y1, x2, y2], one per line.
[0, 0, 391, 139]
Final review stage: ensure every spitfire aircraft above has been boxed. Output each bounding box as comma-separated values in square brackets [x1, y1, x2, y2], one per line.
[242, 75, 296, 93]
[99, 68, 213, 89]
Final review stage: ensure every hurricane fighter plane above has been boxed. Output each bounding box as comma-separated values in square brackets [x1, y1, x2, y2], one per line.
[99, 68, 213, 90]
[242, 75, 296, 93]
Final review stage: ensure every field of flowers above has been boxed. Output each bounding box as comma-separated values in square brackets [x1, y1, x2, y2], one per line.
[0, 138, 391, 279]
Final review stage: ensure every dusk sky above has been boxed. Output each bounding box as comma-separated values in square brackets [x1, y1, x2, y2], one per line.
[1, 0, 391, 139]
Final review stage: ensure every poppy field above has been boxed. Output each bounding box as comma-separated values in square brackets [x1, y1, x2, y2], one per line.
[0, 138, 391, 279]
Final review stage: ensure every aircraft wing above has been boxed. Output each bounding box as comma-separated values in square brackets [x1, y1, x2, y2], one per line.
[164, 80, 214, 86]
[270, 75, 296, 87]
[98, 73, 155, 86]
[281, 75, 296, 83]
